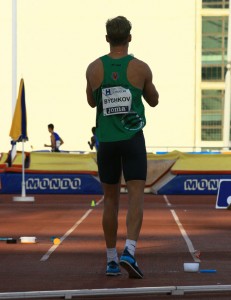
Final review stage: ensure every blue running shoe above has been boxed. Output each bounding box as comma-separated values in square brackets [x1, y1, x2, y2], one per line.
[106, 261, 121, 276]
[120, 247, 143, 279]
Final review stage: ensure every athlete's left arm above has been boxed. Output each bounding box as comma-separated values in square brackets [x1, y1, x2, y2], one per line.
[50, 134, 56, 149]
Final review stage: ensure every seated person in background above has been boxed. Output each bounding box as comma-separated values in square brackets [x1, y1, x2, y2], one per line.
[44, 123, 64, 152]
[88, 126, 99, 151]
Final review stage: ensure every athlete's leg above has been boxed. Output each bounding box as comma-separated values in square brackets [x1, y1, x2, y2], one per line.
[121, 131, 147, 243]
[119, 179, 145, 279]
[97, 141, 122, 271]
[126, 180, 145, 241]
[120, 131, 147, 264]
[102, 182, 121, 248]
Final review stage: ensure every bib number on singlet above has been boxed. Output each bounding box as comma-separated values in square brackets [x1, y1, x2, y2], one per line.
[102, 86, 132, 116]
[56, 140, 61, 148]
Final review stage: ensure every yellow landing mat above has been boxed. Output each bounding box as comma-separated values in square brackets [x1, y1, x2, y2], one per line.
[28, 152, 98, 173]
[4, 151, 97, 174]
[171, 152, 231, 173]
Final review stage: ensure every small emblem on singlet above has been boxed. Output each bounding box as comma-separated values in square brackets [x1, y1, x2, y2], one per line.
[112, 72, 119, 80]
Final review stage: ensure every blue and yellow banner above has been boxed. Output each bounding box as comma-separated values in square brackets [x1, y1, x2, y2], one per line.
[9, 78, 28, 142]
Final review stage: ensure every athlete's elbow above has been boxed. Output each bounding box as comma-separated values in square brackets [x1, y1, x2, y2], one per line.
[87, 99, 96, 108]
[89, 102, 96, 108]
[145, 94, 159, 107]
[150, 97, 159, 107]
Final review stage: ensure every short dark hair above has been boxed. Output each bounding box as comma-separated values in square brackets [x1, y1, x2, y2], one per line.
[106, 16, 132, 46]
[48, 124, 54, 130]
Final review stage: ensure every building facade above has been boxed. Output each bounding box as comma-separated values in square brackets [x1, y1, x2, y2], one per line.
[197, 0, 230, 151]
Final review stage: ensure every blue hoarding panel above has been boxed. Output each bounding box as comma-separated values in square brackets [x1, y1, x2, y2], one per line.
[0, 173, 103, 194]
[158, 174, 231, 195]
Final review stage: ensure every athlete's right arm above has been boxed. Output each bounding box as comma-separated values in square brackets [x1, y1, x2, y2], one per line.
[86, 59, 103, 108]
[86, 62, 96, 108]
[142, 64, 159, 107]
[86, 76, 96, 108]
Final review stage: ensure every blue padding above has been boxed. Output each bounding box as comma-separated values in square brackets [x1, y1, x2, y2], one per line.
[0, 173, 103, 195]
[216, 180, 231, 209]
[158, 174, 231, 195]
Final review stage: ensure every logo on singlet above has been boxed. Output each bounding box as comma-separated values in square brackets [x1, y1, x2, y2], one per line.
[112, 72, 119, 81]
[121, 112, 145, 131]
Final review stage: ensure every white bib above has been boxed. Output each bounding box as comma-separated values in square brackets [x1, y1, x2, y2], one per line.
[102, 86, 132, 116]
[56, 140, 61, 148]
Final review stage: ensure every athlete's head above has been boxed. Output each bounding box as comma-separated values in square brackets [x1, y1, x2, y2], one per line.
[92, 126, 96, 134]
[48, 123, 54, 132]
[106, 16, 132, 46]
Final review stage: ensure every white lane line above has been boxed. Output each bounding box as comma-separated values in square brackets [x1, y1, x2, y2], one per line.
[40, 197, 104, 262]
[164, 195, 201, 263]
[163, 195, 171, 207]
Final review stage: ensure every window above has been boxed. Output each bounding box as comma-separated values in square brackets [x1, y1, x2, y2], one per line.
[202, 0, 229, 8]
[201, 90, 224, 141]
[202, 17, 228, 81]
[201, 1, 230, 145]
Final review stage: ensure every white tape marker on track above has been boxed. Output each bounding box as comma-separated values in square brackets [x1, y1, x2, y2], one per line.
[163, 195, 201, 263]
[40, 197, 104, 262]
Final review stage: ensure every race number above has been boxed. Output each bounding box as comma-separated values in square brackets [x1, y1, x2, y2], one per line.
[102, 86, 132, 116]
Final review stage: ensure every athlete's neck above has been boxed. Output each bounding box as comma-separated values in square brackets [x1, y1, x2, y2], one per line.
[109, 45, 128, 58]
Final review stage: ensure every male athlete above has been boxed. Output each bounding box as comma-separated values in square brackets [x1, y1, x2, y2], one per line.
[86, 16, 159, 279]
[44, 123, 64, 152]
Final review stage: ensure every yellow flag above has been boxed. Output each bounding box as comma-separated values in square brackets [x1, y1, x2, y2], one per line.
[9, 79, 28, 142]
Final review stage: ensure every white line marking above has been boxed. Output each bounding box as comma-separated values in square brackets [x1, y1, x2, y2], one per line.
[164, 195, 201, 263]
[40, 197, 104, 262]
[163, 195, 171, 207]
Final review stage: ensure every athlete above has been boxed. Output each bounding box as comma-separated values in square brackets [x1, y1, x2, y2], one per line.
[44, 123, 64, 152]
[88, 126, 99, 151]
[86, 16, 159, 279]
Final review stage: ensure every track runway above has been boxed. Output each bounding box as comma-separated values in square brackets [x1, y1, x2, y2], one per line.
[0, 194, 231, 299]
